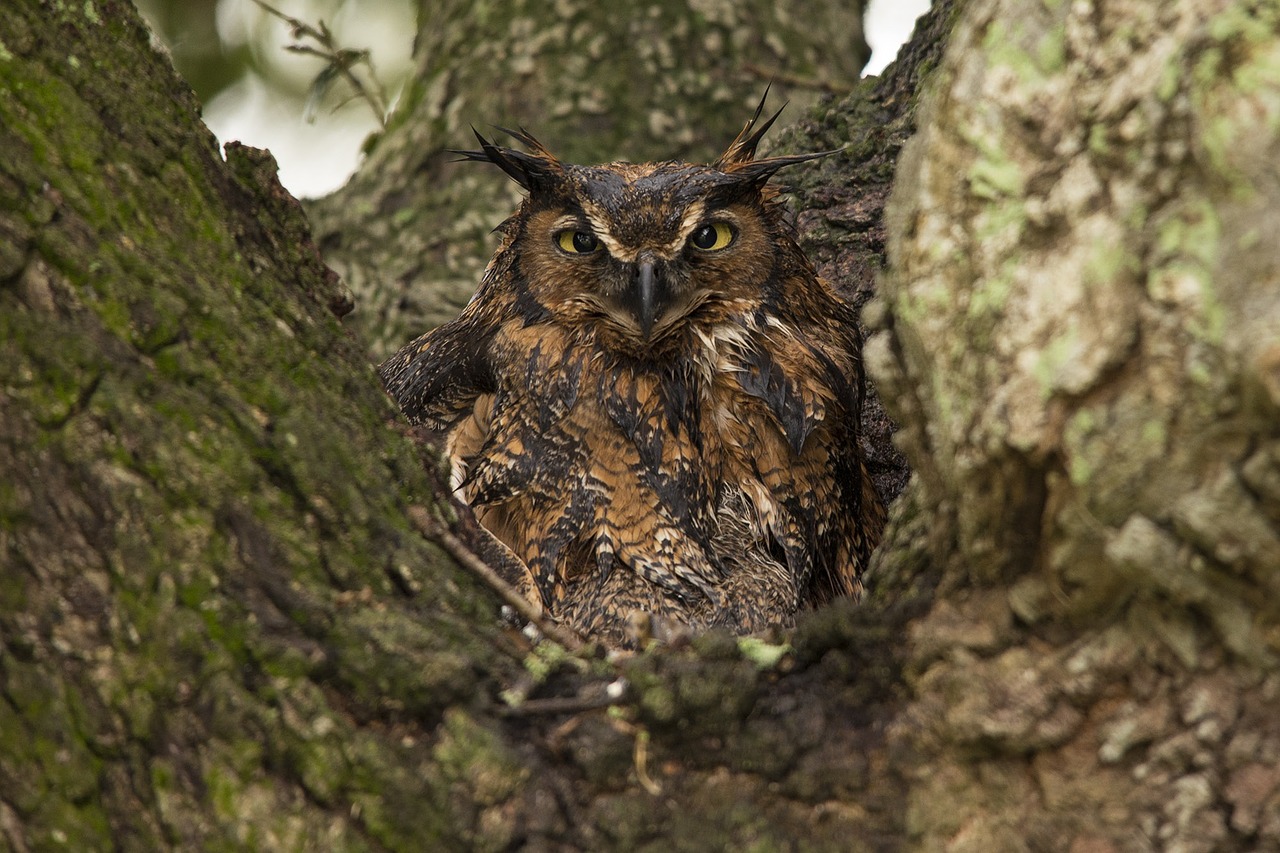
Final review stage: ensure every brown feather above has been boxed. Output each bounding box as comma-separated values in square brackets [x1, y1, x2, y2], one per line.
[380, 98, 885, 648]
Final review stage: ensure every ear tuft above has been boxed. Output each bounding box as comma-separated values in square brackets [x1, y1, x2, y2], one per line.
[714, 87, 842, 185]
[715, 84, 784, 169]
[450, 127, 564, 192]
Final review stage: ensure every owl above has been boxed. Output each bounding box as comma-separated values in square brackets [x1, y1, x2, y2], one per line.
[380, 99, 886, 647]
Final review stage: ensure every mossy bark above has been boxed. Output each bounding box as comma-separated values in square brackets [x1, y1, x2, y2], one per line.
[4, 0, 1280, 850]
[872, 0, 1280, 847]
[1, 2, 517, 847]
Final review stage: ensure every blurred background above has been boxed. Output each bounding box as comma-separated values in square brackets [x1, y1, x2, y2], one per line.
[136, 0, 931, 199]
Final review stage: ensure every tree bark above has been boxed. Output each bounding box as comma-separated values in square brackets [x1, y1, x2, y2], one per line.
[871, 0, 1280, 848]
[3, 0, 1279, 851]
[0, 2, 519, 847]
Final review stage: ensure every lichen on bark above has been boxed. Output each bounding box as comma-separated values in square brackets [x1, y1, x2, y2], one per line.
[874, 0, 1280, 847]
[1, 1, 518, 846]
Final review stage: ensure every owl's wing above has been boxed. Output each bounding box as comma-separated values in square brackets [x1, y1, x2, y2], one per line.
[378, 313, 499, 431]
[733, 307, 879, 603]
[380, 313, 553, 612]
[796, 317, 883, 600]
[456, 329, 585, 508]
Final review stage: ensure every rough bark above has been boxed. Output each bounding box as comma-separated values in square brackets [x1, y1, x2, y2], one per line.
[3, 0, 1279, 851]
[305, 0, 870, 358]
[872, 0, 1280, 848]
[0, 2, 519, 847]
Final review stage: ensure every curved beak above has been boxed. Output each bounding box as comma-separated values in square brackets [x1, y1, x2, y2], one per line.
[635, 260, 657, 340]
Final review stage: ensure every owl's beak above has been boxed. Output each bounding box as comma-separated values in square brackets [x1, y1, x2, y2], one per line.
[635, 260, 657, 339]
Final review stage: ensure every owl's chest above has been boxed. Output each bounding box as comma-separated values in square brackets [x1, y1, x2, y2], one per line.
[588, 356, 752, 477]
[451, 327, 787, 510]
[582, 327, 785, 473]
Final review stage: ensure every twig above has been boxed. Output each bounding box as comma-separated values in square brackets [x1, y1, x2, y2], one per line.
[497, 692, 620, 717]
[250, 0, 388, 125]
[407, 505, 585, 652]
[742, 63, 850, 94]
[633, 729, 662, 795]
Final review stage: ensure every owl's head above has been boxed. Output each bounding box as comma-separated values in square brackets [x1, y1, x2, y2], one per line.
[459, 98, 833, 355]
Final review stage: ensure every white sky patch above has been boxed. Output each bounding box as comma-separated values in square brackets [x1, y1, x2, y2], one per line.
[863, 0, 932, 76]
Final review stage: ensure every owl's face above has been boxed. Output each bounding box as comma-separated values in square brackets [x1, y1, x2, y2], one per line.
[515, 161, 782, 349]
[462, 108, 829, 355]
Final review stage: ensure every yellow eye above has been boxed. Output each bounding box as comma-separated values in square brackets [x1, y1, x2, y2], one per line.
[690, 222, 734, 251]
[557, 230, 600, 254]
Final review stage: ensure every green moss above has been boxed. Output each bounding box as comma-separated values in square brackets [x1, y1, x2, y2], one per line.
[974, 197, 1027, 244]
[1151, 196, 1227, 344]
[1208, 2, 1278, 43]
[329, 609, 479, 717]
[1035, 27, 1066, 73]
[638, 682, 678, 723]
[1140, 418, 1166, 447]
[1085, 240, 1135, 287]
[1192, 7, 1280, 192]
[1200, 113, 1246, 182]
[1233, 40, 1280, 108]
[737, 637, 791, 669]
[1186, 352, 1215, 387]
[283, 710, 352, 807]
[1063, 408, 1098, 486]
[522, 637, 576, 681]
[968, 268, 1014, 322]
[968, 147, 1026, 199]
[895, 273, 954, 328]
[627, 648, 760, 740]
[0, 681, 47, 813]
[205, 761, 247, 825]
[1236, 225, 1262, 251]
[0, 674, 111, 846]
[31, 795, 112, 849]
[591, 794, 655, 848]
[982, 17, 1065, 84]
[434, 709, 528, 806]
[1032, 327, 1078, 398]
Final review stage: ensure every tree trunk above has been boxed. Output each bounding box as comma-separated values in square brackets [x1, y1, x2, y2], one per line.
[871, 0, 1280, 848]
[3, 0, 1278, 851]
[2, 2, 523, 847]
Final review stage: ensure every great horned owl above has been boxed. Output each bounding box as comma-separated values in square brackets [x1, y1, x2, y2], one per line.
[380, 99, 886, 647]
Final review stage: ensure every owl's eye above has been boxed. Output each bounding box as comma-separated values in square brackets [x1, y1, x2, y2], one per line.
[557, 230, 600, 254]
[690, 222, 734, 251]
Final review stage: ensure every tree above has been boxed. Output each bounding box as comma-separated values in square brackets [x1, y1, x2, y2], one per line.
[2, 1, 1278, 851]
